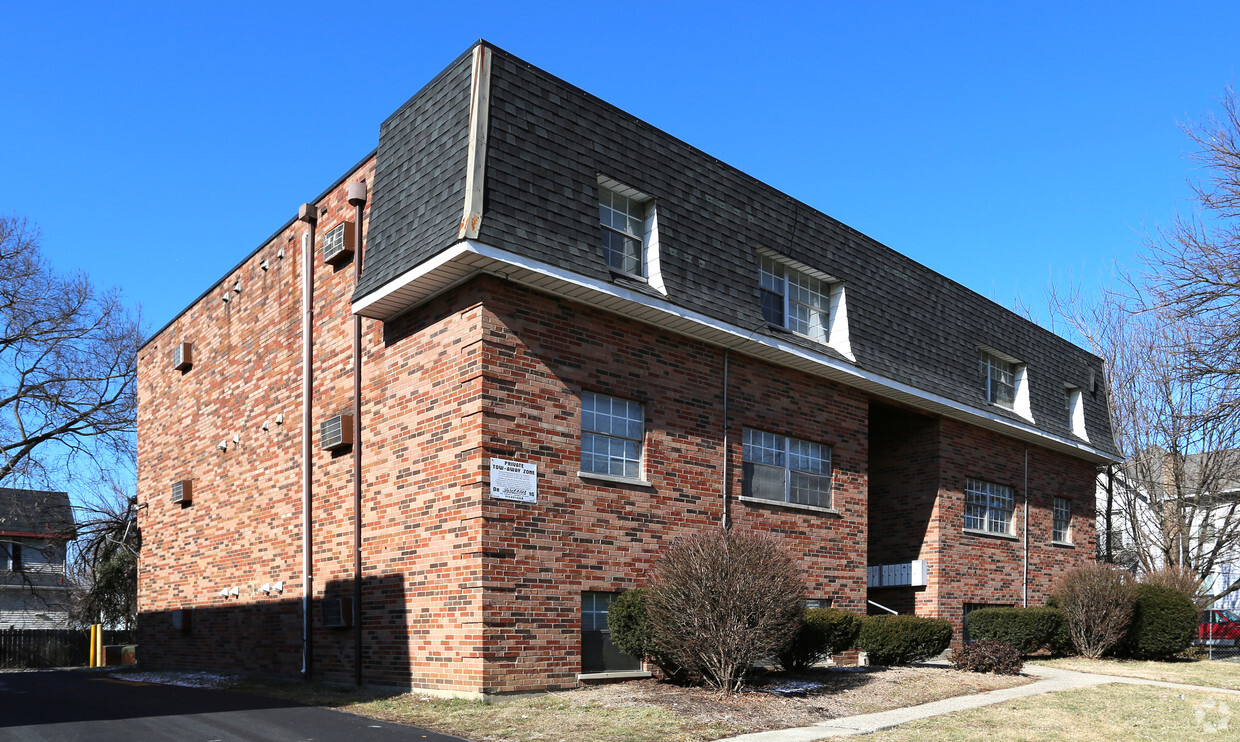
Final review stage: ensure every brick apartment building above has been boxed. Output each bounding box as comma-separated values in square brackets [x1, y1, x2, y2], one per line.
[136, 41, 1118, 696]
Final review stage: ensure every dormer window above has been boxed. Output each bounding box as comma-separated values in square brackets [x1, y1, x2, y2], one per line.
[979, 350, 1016, 408]
[760, 255, 828, 343]
[979, 347, 1033, 421]
[757, 251, 853, 359]
[598, 181, 650, 276]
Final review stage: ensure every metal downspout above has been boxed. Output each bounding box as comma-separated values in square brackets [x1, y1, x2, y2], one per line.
[721, 350, 730, 530]
[297, 203, 317, 679]
[348, 181, 367, 687]
[1022, 447, 1030, 608]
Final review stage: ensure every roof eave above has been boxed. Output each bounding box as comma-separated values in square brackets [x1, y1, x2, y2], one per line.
[354, 240, 1120, 466]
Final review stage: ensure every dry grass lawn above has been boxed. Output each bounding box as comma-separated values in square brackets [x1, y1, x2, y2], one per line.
[869, 683, 1237, 741]
[231, 665, 1030, 742]
[1033, 656, 1240, 691]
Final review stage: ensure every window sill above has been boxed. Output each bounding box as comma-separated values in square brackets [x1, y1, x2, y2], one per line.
[577, 471, 655, 489]
[578, 670, 652, 681]
[738, 496, 839, 516]
[608, 269, 647, 283]
[1051, 540, 1075, 548]
[963, 528, 1018, 541]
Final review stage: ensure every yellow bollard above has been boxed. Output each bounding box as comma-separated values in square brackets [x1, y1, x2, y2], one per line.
[88, 624, 97, 668]
[96, 624, 104, 667]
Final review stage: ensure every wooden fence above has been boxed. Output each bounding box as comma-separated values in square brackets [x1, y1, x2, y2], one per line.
[0, 628, 90, 668]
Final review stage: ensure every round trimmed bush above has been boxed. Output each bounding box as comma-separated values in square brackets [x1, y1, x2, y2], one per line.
[1118, 584, 1197, 660]
[778, 607, 862, 672]
[609, 588, 654, 659]
[953, 639, 1023, 674]
[856, 615, 953, 666]
[608, 588, 687, 683]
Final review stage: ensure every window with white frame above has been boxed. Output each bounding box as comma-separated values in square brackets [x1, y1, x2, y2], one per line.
[759, 255, 829, 343]
[580, 392, 644, 479]
[1052, 497, 1071, 543]
[965, 478, 1015, 535]
[979, 350, 1017, 408]
[742, 428, 832, 508]
[599, 183, 649, 277]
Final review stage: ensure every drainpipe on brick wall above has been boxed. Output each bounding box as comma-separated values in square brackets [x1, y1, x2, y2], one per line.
[721, 350, 731, 530]
[348, 181, 368, 687]
[297, 203, 318, 680]
[1022, 446, 1030, 607]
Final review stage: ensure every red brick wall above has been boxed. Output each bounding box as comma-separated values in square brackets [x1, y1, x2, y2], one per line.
[139, 180, 1095, 690]
[472, 279, 868, 691]
[933, 419, 1097, 644]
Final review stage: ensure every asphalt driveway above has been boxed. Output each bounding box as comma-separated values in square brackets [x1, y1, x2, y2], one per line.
[0, 670, 467, 742]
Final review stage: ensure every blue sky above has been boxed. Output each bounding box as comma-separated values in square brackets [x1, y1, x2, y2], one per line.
[3, 1, 1238, 337]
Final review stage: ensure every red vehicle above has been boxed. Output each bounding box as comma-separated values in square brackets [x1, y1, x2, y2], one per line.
[1198, 609, 1240, 646]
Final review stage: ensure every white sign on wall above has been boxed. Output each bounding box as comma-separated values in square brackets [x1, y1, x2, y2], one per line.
[489, 458, 537, 503]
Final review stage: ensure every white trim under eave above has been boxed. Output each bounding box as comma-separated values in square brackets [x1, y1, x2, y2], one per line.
[353, 239, 1119, 464]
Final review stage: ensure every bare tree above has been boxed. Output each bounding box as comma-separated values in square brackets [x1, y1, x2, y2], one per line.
[0, 216, 140, 486]
[1145, 85, 1240, 418]
[1051, 283, 1240, 603]
[1049, 86, 1240, 604]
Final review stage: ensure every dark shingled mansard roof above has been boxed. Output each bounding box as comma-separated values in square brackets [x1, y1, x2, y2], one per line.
[0, 488, 75, 538]
[357, 41, 1118, 462]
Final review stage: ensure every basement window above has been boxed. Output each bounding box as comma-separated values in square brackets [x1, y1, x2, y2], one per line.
[581, 591, 640, 673]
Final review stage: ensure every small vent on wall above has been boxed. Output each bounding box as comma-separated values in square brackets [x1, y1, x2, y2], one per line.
[321, 596, 354, 628]
[320, 414, 354, 451]
[172, 342, 193, 371]
[171, 479, 193, 506]
[322, 222, 355, 266]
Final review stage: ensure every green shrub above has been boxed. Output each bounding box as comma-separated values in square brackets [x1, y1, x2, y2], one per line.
[1044, 598, 1077, 656]
[953, 639, 1023, 674]
[856, 615, 952, 666]
[647, 529, 804, 693]
[609, 588, 654, 658]
[778, 607, 862, 672]
[965, 606, 1066, 655]
[1117, 584, 1197, 660]
[608, 588, 687, 682]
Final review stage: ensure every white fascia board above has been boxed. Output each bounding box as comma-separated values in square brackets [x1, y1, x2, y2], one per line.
[354, 239, 1119, 464]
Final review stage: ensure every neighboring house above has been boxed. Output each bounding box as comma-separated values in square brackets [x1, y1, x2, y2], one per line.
[136, 41, 1118, 696]
[0, 488, 76, 629]
[1098, 448, 1240, 610]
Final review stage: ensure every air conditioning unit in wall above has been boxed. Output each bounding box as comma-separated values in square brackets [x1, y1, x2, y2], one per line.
[320, 414, 354, 452]
[172, 342, 193, 371]
[322, 222, 355, 266]
[321, 596, 354, 628]
[171, 479, 193, 505]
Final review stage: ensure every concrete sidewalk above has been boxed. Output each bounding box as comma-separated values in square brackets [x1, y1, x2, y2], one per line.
[716, 664, 1240, 741]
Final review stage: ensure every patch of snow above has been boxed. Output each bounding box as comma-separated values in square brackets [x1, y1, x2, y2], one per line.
[751, 680, 828, 697]
[110, 671, 239, 688]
